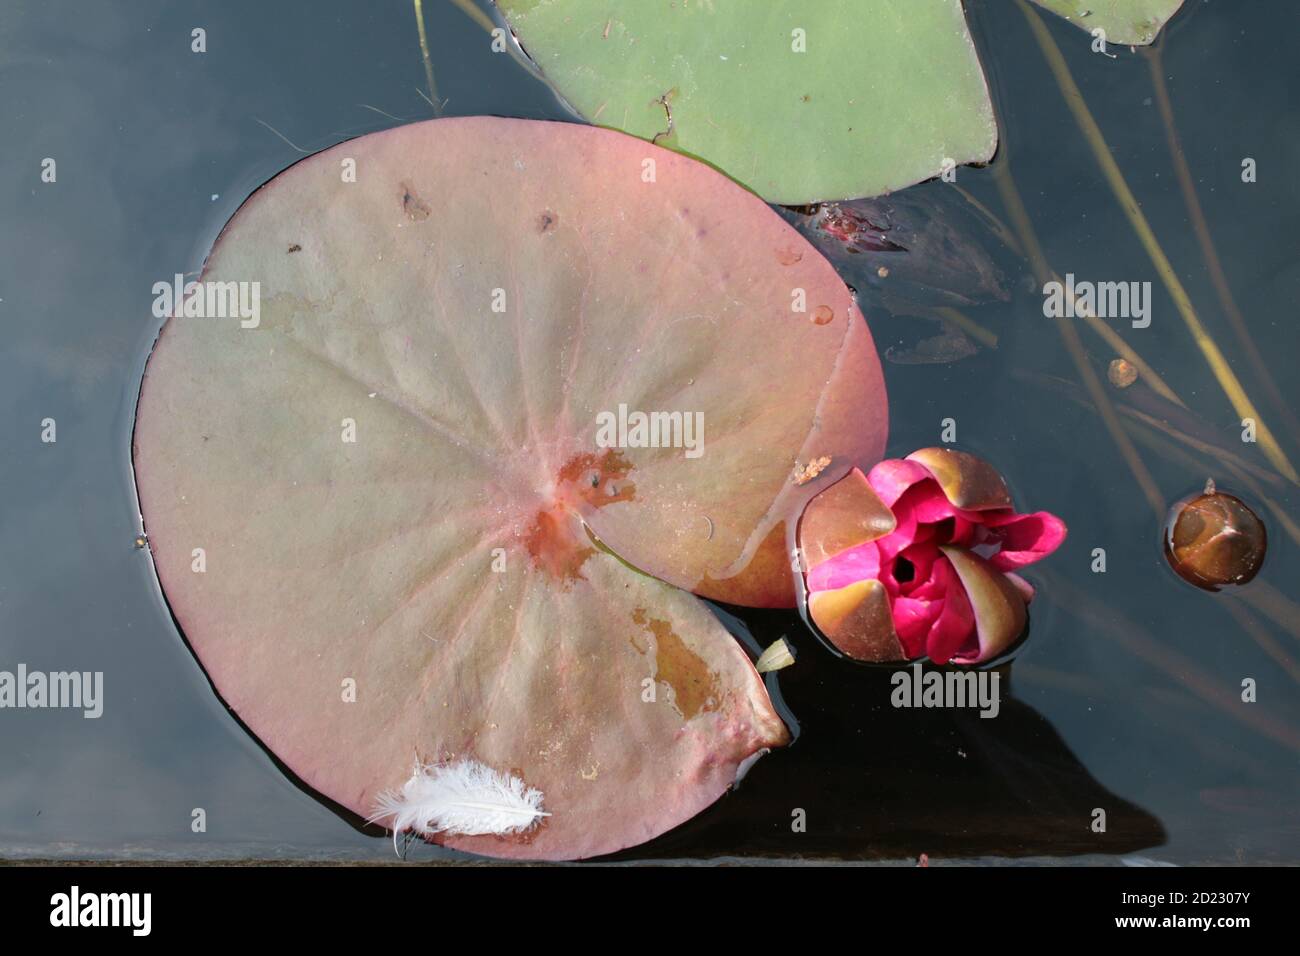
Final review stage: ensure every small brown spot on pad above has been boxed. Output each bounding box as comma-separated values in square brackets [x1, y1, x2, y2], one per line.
[556, 449, 636, 509]
[400, 181, 431, 221]
[537, 210, 558, 233]
[812, 305, 834, 325]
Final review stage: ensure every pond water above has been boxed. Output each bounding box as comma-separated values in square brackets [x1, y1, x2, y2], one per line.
[1, 0, 1297, 863]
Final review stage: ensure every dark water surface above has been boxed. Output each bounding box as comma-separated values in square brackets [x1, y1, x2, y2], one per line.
[1, 0, 1297, 863]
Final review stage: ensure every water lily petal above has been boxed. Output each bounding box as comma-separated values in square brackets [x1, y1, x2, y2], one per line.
[947, 514, 978, 547]
[1005, 571, 1036, 603]
[807, 578, 904, 662]
[891, 594, 941, 659]
[940, 546, 1029, 665]
[866, 458, 933, 508]
[911, 480, 964, 524]
[806, 540, 881, 593]
[798, 466, 895, 569]
[892, 541, 940, 597]
[873, 508, 921, 565]
[872, 476, 953, 563]
[982, 510, 1069, 571]
[922, 556, 977, 664]
[888, 541, 950, 654]
[906, 447, 1013, 511]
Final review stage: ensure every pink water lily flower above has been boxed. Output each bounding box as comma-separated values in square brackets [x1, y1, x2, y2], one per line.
[799, 448, 1067, 664]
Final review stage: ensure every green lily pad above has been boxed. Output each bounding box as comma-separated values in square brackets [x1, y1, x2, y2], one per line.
[498, 0, 997, 204]
[133, 117, 887, 859]
[1030, 0, 1186, 45]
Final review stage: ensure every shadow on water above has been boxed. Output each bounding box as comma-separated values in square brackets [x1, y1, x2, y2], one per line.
[604, 607, 1165, 862]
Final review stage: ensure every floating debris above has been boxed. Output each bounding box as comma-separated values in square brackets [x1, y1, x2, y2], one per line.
[756, 637, 795, 674]
[792, 456, 832, 485]
[369, 759, 549, 852]
[1107, 357, 1137, 388]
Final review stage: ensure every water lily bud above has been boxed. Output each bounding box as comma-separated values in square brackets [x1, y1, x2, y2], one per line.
[1164, 480, 1266, 590]
[798, 449, 1066, 665]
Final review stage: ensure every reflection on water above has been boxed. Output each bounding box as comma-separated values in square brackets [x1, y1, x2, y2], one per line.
[0, 0, 1296, 862]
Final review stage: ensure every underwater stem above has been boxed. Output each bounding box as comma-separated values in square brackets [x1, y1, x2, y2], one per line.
[1041, 569, 1300, 754]
[933, 306, 998, 349]
[1146, 49, 1300, 444]
[992, 162, 1166, 517]
[1016, 0, 1298, 485]
[1074, 306, 1183, 407]
[445, 0, 496, 33]
[413, 0, 442, 116]
[1237, 582, 1300, 649]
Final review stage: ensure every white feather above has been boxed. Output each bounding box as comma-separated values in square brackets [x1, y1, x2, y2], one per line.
[369, 759, 549, 851]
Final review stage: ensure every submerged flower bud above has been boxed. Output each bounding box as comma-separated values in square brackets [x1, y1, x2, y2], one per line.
[1164, 480, 1266, 591]
[798, 448, 1067, 665]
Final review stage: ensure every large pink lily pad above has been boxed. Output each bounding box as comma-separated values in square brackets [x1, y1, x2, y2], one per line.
[133, 118, 887, 859]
